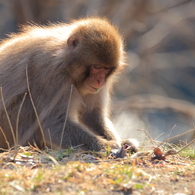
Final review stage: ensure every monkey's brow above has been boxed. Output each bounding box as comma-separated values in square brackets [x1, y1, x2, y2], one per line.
[97, 64, 113, 68]
[93, 64, 112, 69]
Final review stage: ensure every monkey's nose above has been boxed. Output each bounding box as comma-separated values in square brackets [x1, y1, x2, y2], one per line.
[97, 77, 104, 85]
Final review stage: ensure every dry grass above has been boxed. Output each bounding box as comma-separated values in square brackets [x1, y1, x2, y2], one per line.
[0, 144, 194, 195]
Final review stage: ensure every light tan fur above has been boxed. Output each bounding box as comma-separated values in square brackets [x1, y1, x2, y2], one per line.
[0, 17, 138, 151]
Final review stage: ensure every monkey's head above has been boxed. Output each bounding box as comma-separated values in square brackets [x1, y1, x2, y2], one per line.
[66, 17, 126, 96]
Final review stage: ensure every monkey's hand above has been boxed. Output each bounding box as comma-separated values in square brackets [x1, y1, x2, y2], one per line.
[120, 138, 139, 153]
[110, 139, 139, 158]
[103, 138, 139, 153]
[101, 139, 120, 149]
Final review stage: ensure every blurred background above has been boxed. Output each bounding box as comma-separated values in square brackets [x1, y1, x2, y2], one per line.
[1, 0, 195, 145]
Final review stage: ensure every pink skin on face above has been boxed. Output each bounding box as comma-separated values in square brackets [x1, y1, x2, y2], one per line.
[85, 65, 111, 94]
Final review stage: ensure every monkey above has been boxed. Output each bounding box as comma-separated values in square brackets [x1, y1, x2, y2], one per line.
[0, 17, 138, 151]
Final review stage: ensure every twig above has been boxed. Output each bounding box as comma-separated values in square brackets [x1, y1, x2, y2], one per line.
[137, 128, 156, 145]
[176, 138, 195, 154]
[33, 143, 60, 166]
[59, 84, 73, 149]
[168, 124, 176, 138]
[48, 129, 53, 150]
[0, 127, 10, 150]
[16, 93, 27, 146]
[114, 95, 195, 118]
[10, 181, 26, 193]
[138, 127, 195, 156]
[13, 146, 20, 161]
[155, 132, 165, 141]
[0, 87, 16, 147]
[72, 143, 85, 149]
[151, 0, 191, 15]
[158, 128, 195, 147]
[25, 65, 46, 148]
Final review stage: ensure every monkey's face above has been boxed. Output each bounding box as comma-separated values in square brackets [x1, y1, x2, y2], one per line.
[83, 64, 112, 94]
[66, 19, 125, 95]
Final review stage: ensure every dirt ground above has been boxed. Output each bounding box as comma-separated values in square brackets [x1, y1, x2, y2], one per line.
[0, 146, 195, 195]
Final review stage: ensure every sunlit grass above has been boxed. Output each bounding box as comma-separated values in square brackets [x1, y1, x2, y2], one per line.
[0, 144, 194, 194]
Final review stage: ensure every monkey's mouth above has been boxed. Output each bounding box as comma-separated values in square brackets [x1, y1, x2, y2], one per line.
[86, 82, 99, 93]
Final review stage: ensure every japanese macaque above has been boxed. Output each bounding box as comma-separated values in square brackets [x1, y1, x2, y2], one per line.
[0, 17, 138, 151]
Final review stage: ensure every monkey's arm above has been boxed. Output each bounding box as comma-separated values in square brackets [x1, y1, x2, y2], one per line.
[80, 109, 119, 141]
[44, 118, 118, 151]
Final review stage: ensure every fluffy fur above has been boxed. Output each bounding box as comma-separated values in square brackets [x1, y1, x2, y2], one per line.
[0, 17, 137, 151]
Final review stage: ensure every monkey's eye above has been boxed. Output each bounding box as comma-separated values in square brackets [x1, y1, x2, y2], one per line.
[92, 65, 111, 74]
[93, 65, 102, 69]
[104, 67, 112, 73]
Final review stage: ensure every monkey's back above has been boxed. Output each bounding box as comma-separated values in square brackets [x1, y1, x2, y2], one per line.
[0, 24, 71, 148]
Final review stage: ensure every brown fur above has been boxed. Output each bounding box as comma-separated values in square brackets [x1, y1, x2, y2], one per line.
[0, 17, 136, 151]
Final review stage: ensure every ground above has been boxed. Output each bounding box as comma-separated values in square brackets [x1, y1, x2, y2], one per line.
[0, 145, 195, 195]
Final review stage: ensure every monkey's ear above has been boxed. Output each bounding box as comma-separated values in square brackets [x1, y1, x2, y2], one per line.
[67, 35, 79, 49]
